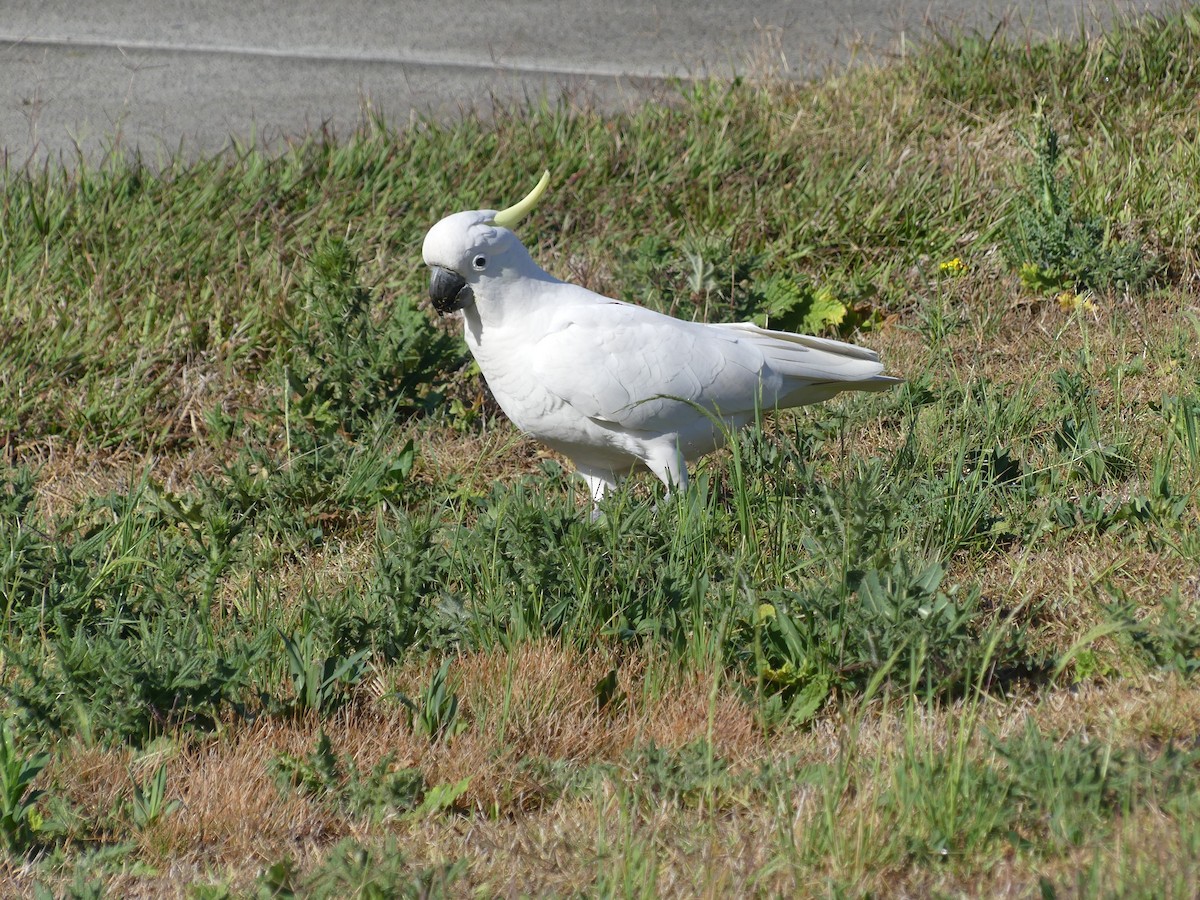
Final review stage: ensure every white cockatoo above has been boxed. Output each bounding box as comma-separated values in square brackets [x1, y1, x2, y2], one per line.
[422, 172, 900, 511]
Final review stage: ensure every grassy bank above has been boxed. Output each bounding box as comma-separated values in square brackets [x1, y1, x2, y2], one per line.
[3, 8, 1200, 897]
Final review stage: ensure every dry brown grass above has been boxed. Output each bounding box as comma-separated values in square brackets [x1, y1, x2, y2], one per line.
[6, 634, 1196, 897]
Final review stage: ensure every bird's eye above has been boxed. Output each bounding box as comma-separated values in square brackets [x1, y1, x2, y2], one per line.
[472, 255, 487, 271]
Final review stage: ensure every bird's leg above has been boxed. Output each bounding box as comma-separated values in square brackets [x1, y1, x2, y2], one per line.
[579, 468, 618, 521]
[646, 447, 689, 501]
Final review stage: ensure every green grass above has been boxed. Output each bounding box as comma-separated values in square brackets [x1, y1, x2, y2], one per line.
[3, 7, 1200, 897]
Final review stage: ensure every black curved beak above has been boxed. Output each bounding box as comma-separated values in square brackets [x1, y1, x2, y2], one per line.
[429, 266, 473, 314]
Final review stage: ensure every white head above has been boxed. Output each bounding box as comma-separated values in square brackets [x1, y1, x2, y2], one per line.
[422, 171, 550, 314]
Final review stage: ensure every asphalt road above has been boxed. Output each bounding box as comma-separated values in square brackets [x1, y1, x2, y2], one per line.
[0, 1, 1172, 167]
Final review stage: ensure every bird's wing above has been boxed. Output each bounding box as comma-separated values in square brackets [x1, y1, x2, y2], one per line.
[531, 305, 897, 433]
[530, 304, 773, 433]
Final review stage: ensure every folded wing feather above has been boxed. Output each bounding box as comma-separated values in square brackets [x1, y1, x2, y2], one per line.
[531, 305, 898, 435]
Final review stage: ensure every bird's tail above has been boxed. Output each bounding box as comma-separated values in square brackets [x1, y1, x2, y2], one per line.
[716, 321, 902, 403]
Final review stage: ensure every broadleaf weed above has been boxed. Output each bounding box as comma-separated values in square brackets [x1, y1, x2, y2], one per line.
[0, 717, 50, 856]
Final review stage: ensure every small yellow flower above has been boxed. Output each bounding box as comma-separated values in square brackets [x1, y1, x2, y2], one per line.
[938, 257, 966, 276]
[761, 662, 795, 684]
[757, 603, 777, 623]
[1057, 290, 1096, 313]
